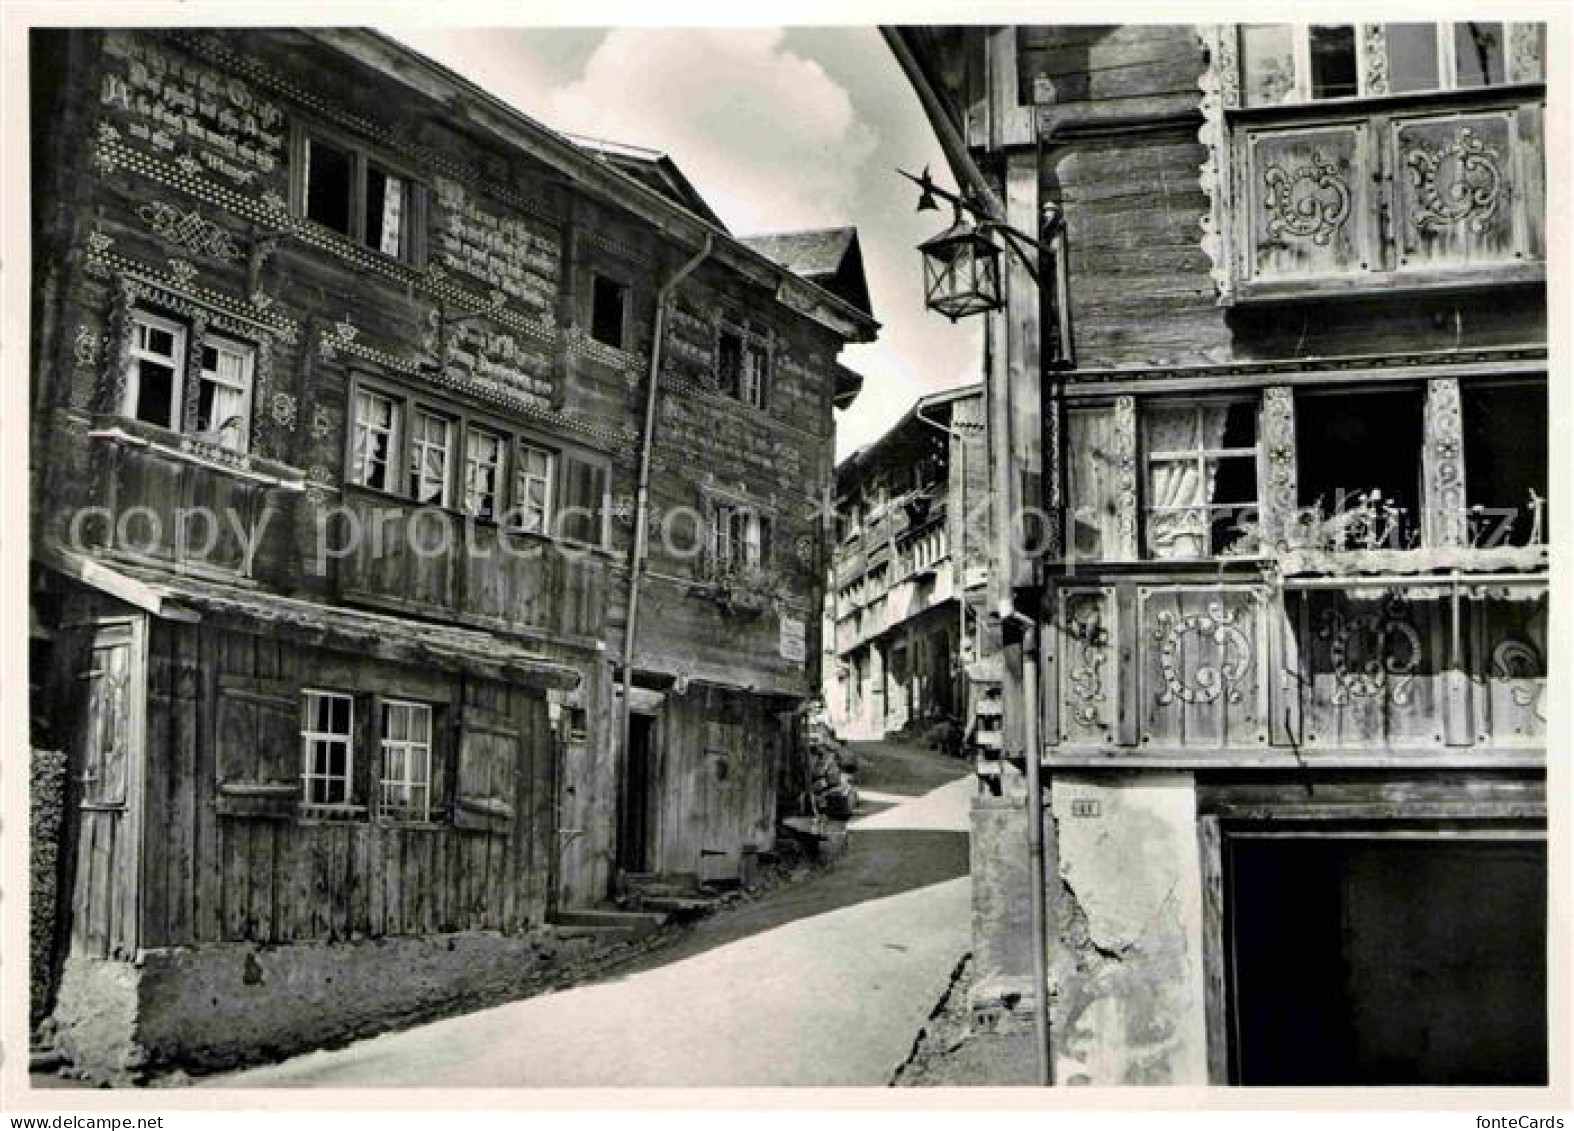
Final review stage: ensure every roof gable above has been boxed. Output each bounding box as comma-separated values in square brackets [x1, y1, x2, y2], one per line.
[739, 228, 873, 318]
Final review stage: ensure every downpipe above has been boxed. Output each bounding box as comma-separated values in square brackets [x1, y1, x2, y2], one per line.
[617, 234, 714, 875]
[1002, 599, 1052, 1086]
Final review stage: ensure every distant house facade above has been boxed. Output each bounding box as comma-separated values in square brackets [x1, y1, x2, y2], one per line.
[825, 386, 988, 740]
[891, 24, 1547, 1086]
[28, 27, 875, 1079]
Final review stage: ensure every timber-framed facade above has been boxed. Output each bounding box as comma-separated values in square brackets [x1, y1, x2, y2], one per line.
[28, 28, 876, 1079]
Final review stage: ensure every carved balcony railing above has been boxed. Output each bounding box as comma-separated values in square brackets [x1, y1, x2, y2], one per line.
[1228, 86, 1545, 301]
[1047, 570, 1545, 765]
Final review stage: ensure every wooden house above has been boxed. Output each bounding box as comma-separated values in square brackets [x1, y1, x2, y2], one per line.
[825, 385, 990, 741]
[28, 28, 876, 1078]
[890, 23, 1547, 1085]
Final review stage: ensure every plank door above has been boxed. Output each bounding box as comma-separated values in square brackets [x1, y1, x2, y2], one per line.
[69, 619, 146, 958]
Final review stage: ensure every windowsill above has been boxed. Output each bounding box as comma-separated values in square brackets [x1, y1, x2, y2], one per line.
[1055, 546, 1548, 578]
[296, 215, 418, 272]
[295, 803, 368, 824]
[1230, 262, 1545, 306]
[375, 817, 448, 831]
[1273, 544, 1548, 577]
[89, 416, 309, 490]
[1226, 80, 1544, 122]
[340, 483, 614, 557]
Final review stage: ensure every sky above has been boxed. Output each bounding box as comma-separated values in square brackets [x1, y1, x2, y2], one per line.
[385, 26, 982, 460]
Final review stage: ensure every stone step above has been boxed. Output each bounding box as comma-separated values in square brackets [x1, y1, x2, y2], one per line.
[549, 907, 670, 935]
[634, 894, 720, 917]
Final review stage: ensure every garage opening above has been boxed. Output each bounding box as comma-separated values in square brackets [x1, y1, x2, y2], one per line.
[1224, 833, 1546, 1085]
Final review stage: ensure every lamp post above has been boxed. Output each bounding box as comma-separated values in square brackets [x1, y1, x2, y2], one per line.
[903, 162, 1062, 1087]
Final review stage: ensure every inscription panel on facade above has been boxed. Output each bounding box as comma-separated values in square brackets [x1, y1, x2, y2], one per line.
[100, 32, 287, 193]
[432, 177, 560, 321]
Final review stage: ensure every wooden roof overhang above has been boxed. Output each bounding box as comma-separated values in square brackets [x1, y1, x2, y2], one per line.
[41, 545, 585, 692]
[311, 30, 882, 347]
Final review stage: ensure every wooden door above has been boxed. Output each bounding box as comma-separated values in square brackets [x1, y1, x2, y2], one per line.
[699, 720, 744, 883]
[69, 619, 145, 958]
[617, 712, 656, 874]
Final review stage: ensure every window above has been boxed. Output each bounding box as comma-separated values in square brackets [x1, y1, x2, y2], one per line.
[557, 455, 608, 546]
[1454, 22, 1507, 88]
[304, 136, 354, 236]
[713, 504, 771, 571]
[1144, 401, 1259, 559]
[346, 379, 607, 546]
[379, 700, 433, 822]
[196, 338, 254, 452]
[300, 132, 418, 261]
[740, 342, 768, 409]
[717, 327, 769, 409]
[365, 165, 406, 258]
[1462, 383, 1547, 547]
[590, 275, 628, 349]
[463, 427, 506, 521]
[351, 389, 401, 492]
[512, 442, 556, 533]
[301, 690, 354, 807]
[123, 311, 186, 430]
[1240, 22, 1525, 105]
[121, 309, 257, 452]
[1307, 25, 1358, 99]
[1296, 389, 1424, 550]
[1385, 24, 1443, 93]
[408, 409, 454, 507]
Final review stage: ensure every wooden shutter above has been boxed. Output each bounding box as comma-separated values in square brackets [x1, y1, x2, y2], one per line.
[559, 454, 607, 546]
[453, 703, 519, 833]
[214, 674, 299, 818]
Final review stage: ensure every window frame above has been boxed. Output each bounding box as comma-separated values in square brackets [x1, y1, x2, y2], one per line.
[715, 321, 772, 411]
[711, 500, 773, 573]
[511, 439, 557, 535]
[1140, 397, 1263, 562]
[122, 309, 187, 431]
[121, 307, 263, 455]
[350, 386, 403, 493]
[300, 688, 356, 811]
[462, 425, 508, 522]
[587, 271, 632, 351]
[292, 122, 427, 266]
[407, 405, 456, 508]
[377, 698, 436, 824]
[1239, 21, 1529, 106]
[344, 372, 610, 549]
[1294, 385, 1427, 551]
[195, 335, 256, 452]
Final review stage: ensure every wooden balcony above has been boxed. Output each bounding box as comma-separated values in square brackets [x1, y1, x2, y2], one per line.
[74, 419, 305, 581]
[332, 488, 608, 644]
[1048, 569, 1545, 766]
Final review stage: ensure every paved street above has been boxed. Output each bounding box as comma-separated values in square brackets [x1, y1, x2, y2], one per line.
[217, 742, 972, 1088]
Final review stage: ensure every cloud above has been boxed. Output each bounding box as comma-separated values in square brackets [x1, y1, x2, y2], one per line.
[545, 28, 878, 234]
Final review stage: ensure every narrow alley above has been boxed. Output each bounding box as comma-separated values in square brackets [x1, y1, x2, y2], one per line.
[215, 741, 972, 1088]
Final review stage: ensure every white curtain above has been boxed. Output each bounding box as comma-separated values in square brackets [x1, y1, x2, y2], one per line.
[379, 176, 404, 257]
[1146, 406, 1229, 559]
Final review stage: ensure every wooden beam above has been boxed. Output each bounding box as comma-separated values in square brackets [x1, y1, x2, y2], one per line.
[37, 543, 200, 622]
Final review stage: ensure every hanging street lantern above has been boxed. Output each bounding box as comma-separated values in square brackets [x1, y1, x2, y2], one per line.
[917, 205, 1004, 322]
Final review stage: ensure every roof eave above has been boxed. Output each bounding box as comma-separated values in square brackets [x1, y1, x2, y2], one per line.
[316, 30, 879, 344]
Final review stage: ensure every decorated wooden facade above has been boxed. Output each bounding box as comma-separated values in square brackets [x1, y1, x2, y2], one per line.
[28, 28, 875, 1076]
[825, 385, 990, 741]
[892, 23, 1547, 1086]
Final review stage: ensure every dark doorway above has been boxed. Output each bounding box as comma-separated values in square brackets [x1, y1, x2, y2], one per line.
[618, 713, 655, 874]
[1225, 834, 1546, 1085]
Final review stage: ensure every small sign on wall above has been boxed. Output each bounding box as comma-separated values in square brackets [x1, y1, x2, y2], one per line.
[778, 615, 806, 663]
